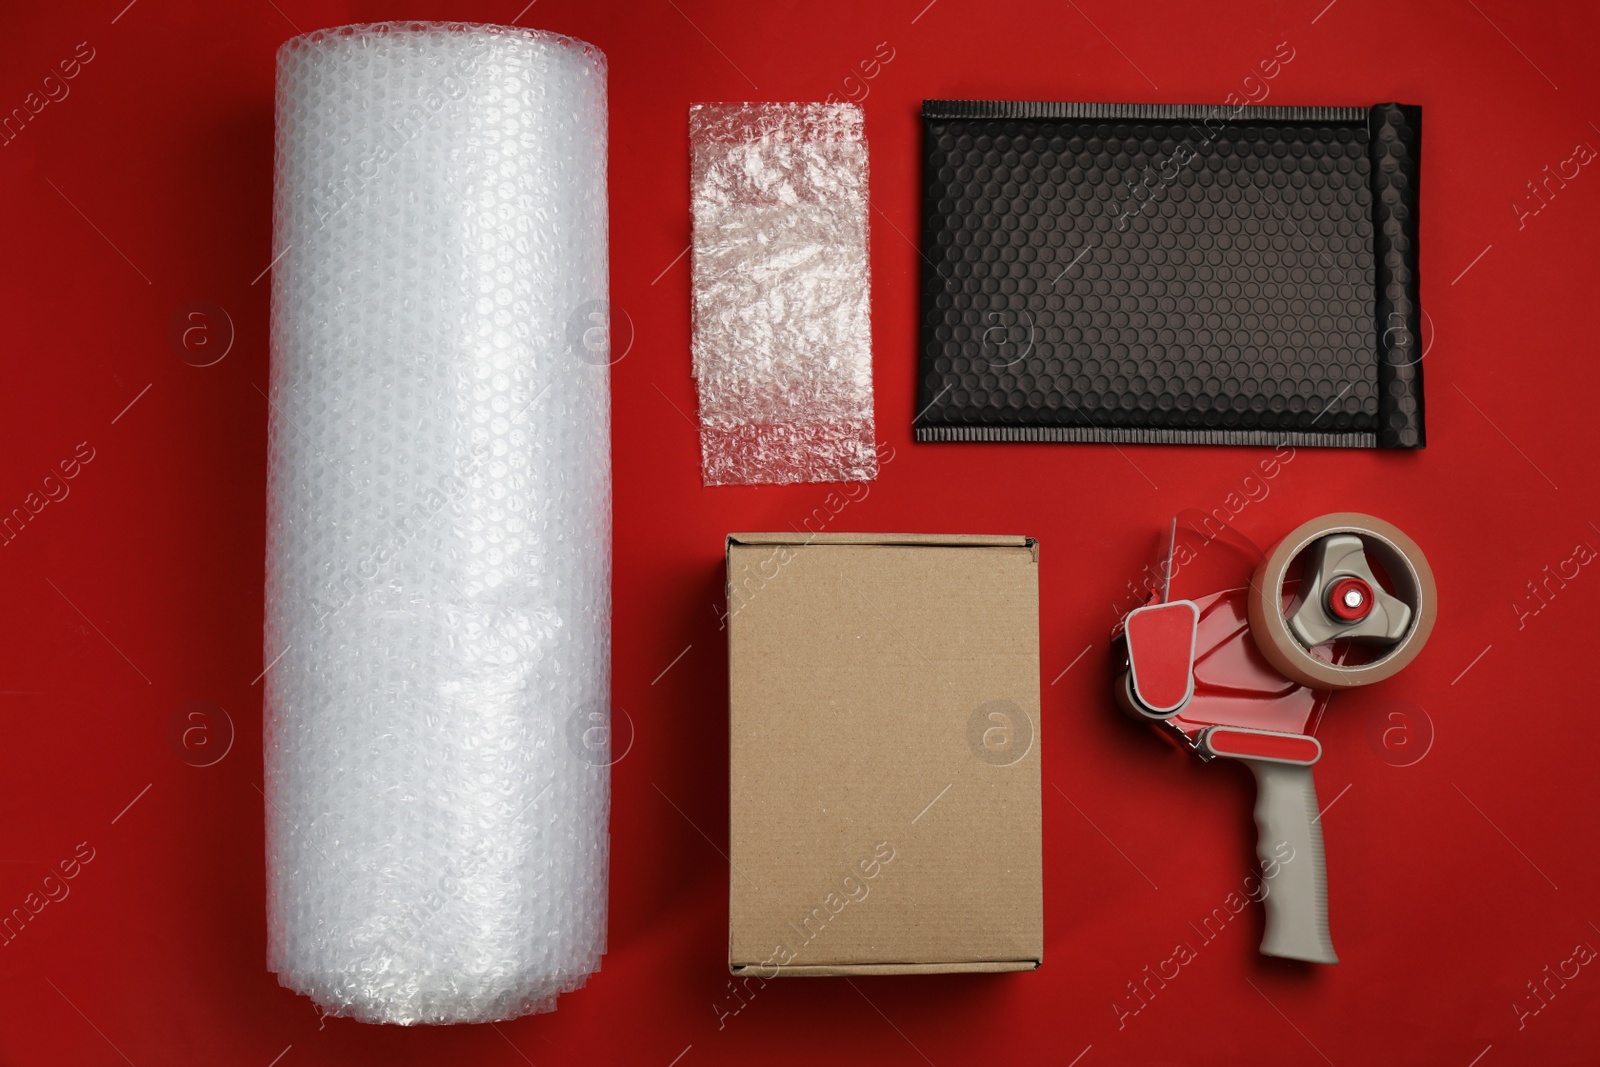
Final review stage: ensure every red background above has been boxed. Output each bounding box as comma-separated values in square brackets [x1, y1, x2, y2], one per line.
[1, 0, 1597, 1063]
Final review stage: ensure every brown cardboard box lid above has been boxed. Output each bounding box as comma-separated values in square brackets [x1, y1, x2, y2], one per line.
[726, 533, 1043, 976]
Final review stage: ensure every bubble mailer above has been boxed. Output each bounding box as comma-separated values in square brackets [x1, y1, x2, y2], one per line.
[690, 103, 878, 485]
[265, 23, 610, 1025]
[916, 101, 1424, 448]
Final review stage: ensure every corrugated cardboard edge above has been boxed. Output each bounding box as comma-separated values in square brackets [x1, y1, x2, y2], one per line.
[728, 531, 1039, 560]
[724, 531, 1042, 976]
[733, 960, 1039, 977]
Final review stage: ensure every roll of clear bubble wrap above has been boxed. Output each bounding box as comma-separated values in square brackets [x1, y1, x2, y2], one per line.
[689, 103, 877, 486]
[264, 23, 610, 1024]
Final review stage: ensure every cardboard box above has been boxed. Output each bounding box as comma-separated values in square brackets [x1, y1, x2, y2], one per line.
[725, 533, 1043, 976]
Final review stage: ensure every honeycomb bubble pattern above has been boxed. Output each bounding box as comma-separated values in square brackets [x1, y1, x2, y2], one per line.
[265, 23, 610, 1024]
[690, 103, 878, 485]
[1370, 104, 1425, 447]
[915, 101, 1424, 448]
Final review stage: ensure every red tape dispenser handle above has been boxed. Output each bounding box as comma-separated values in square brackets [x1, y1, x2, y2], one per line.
[1201, 727, 1336, 964]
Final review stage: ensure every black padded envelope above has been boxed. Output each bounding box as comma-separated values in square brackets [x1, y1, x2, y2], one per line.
[915, 101, 1423, 448]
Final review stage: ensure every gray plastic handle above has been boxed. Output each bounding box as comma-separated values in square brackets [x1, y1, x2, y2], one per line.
[1247, 760, 1338, 964]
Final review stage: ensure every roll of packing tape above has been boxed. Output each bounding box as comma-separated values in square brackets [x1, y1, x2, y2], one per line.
[1247, 513, 1436, 689]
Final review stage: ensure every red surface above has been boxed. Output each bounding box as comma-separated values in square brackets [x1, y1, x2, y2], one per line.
[1, 0, 1598, 1063]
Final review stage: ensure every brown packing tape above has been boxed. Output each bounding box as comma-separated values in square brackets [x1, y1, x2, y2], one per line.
[1247, 513, 1437, 689]
[725, 534, 1044, 975]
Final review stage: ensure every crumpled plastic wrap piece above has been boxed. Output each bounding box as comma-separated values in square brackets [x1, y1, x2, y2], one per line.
[689, 103, 877, 486]
[265, 22, 610, 1025]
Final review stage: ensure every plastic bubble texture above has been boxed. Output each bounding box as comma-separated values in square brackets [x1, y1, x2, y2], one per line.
[264, 22, 610, 1024]
[912, 101, 1425, 449]
[690, 103, 878, 486]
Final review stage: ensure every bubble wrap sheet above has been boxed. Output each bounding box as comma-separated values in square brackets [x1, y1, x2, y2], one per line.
[264, 22, 609, 1025]
[689, 103, 877, 486]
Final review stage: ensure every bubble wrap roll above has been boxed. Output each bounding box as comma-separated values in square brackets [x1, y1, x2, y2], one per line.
[263, 23, 609, 1025]
[689, 103, 877, 486]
